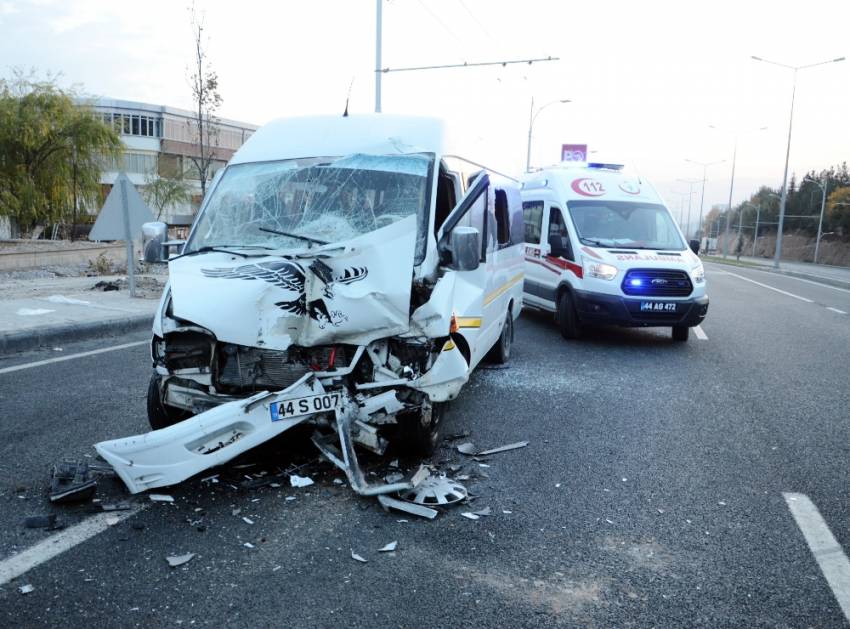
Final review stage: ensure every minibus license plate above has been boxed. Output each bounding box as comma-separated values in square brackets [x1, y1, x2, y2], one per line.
[271, 393, 341, 421]
[640, 301, 678, 313]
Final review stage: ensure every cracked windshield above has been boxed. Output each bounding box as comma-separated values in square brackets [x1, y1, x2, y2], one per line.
[188, 153, 431, 251]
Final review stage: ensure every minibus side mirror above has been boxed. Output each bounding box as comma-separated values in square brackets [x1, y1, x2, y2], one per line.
[448, 226, 481, 271]
[689, 239, 700, 255]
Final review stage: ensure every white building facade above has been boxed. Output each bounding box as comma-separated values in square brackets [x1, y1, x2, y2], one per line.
[87, 98, 258, 223]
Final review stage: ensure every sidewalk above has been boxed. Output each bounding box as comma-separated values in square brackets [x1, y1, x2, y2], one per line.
[703, 254, 850, 290]
[0, 273, 162, 354]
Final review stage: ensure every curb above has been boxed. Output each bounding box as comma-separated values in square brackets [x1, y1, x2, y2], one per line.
[704, 258, 850, 291]
[0, 315, 153, 355]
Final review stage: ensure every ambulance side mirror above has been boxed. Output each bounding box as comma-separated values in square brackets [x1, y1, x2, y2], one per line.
[142, 222, 168, 263]
[548, 234, 571, 259]
[689, 239, 700, 255]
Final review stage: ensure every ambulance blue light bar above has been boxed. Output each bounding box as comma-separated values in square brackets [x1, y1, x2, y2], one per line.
[587, 162, 624, 171]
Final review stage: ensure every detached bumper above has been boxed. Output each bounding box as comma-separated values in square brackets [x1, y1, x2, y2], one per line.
[572, 289, 709, 328]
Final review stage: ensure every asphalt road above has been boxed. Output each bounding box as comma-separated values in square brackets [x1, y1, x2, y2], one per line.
[1, 262, 849, 628]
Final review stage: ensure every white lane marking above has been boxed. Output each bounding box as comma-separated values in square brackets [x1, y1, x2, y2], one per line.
[705, 262, 850, 294]
[723, 271, 814, 303]
[694, 325, 708, 340]
[827, 307, 848, 315]
[784, 493, 850, 624]
[0, 340, 148, 375]
[0, 505, 147, 586]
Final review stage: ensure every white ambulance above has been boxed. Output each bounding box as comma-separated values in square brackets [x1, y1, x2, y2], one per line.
[521, 163, 708, 342]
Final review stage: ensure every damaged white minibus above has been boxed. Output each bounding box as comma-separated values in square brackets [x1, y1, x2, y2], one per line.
[96, 114, 524, 497]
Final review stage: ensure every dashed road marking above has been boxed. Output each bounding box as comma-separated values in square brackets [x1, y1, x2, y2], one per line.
[724, 271, 814, 303]
[827, 307, 847, 315]
[694, 325, 708, 340]
[784, 492, 850, 624]
[0, 340, 148, 375]
[0, 504, 147, 586]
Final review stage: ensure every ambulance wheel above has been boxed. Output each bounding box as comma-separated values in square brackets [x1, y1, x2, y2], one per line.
[672, 326, 689, 342]
[147, 374, 190, 430]
[395, 401, 445, 457]
[557, 292, 582, 339]
[487, 311, 513, 364]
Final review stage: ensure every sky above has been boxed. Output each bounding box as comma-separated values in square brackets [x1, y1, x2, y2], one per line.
[2, 0, 849, 234]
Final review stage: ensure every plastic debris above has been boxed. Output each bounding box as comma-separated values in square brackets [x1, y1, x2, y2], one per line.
[285, 496, 296, 502]
[378, 541, 398, 552]
[456, 442, 476, 455]
[50, 460, 98, 503]
[242, 516, 255, 525]
[332, 478, 344, 485]
[166, 552, 195, 567]
[472, 507, 491, 517]
[477, 441, 529, 456]
[23, 515, 57, 529]
[388, 459, 399, 468]
[243, 542, 255, 549]
[289, 474, 314, 488]
[18, 584, 34, 595]
[460, 512, 480, 520]
[351, 550, 368, 563]
[502, 510, 512, 514]
[384, 472, 404, 484]
[149, 494, 174, 503]
[398, 475, 467, 506]
[376, 495, 438, 520]
[105, 516, 121, 526]
[100, 503, 133, 512]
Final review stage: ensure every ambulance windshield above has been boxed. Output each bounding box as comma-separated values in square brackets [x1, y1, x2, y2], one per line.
[568, 201, 686, 250]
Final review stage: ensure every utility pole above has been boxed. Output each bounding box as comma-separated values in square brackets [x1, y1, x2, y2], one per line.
[374, 0, 382, 113]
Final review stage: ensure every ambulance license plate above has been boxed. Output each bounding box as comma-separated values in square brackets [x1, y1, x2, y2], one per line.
[640, 301, 678, 313]
[270, 393, 341, 422]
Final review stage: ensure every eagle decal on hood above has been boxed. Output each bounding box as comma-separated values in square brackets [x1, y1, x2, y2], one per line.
[201, 260, 368, 325]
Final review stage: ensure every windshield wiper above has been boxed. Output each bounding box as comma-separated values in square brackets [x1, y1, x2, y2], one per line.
[580, 238, 614, 247]
[171, 245, 268, 261]
[259, 227, 328, 246]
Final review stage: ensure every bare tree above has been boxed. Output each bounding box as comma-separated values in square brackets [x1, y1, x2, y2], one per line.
[187, 4, 222, 199]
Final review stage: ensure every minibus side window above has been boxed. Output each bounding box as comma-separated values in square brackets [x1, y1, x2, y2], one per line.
[522, 200, 544, 244]
[494, 189, 511, 247]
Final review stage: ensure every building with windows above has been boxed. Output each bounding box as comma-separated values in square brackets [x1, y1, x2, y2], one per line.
[86, 98, 259, 223]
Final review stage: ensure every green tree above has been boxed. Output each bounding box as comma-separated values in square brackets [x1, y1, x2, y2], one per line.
[142, 163, 191, 221]
[0, 72, 122, 234]
[826, 186, 850, 236]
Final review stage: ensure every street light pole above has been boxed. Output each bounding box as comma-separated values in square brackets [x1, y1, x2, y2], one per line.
[676, 178, 701, 240]
[684, 158, 725, 242]
[751, 54, 845, 268]
[803, 174, 829, 265]
[526, 97, 571, 172]
[709, 124, 767, 258]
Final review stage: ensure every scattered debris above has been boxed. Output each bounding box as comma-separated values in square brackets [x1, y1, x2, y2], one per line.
[472, 507, 491, 517]
[149, 494, 175, 503]
[50, 460, 98, 503]
[284, 496, 296, 502]
[242, 517, 255, 525]
[605, 518, 614, 524]
[456, 442, 476, 455]
[388, 459, 399, 468]
[350, 550, 368, 563]
[23, 515, 57, 529]
[105, 516, 121, 526]
[166, 553, 195, 568]
[377, 495, 438, 520]
[460, 512, 480, 521]
[657, 508, 665, 515]
[91, 280, 120, 292]
[477, 441, 529, 456]
[502, 510, 512, 514]
[378, 541, 398, 552]
[384, 472, 404, 484]
[289, 474, 314, 488]
[200, 475, 219, 484]
[718, 501, 727, 506]
[232, 508, 242, 516]
[332, 478, 344, 485]
[99, 503, 133, 512]
[243, 542, 255, 549]
[398, 475, 467, 506]
[18, 584, 34, 595]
